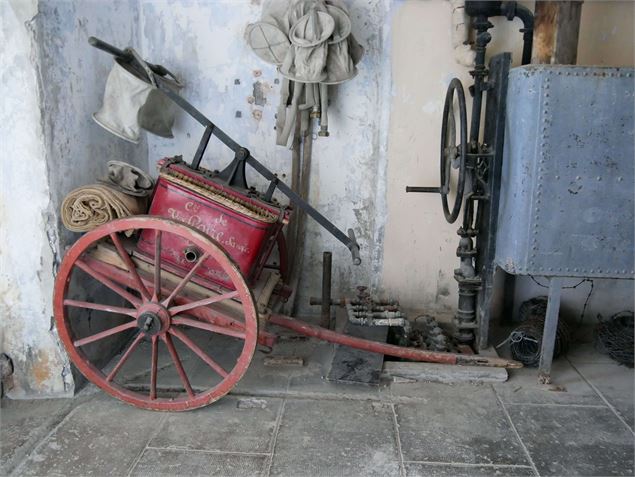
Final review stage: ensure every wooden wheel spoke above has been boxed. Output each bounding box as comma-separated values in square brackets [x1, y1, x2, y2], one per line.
[76, 259, 142, 308]
[172, 315, 246, 340]
[168, 290, 239, 315]
[55, 217, 259, 411]
[162, 252, 210, 308]
[150, 336, 158, 400]
[169, 328, 229, 378]
[162, 333, 194, 398]
[63, 299, 137, 317]
[153, 230, 162, 302]
[106, 332, 144, 382]
[73, 320, 137, 347]
[110, 233, 150, 300]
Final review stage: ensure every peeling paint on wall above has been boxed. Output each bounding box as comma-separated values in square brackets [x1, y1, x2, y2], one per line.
[252, 80, 269, 106]
[0, 0, 146, 398]
[0, 0, 71, 397]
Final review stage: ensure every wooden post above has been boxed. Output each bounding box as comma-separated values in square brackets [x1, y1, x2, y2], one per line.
[532, 1, 583, 64]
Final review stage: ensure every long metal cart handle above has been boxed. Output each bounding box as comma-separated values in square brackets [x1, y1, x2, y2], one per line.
[89, 37, 361, 265]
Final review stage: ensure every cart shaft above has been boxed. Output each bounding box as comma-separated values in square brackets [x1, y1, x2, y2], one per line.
[268, 314, 521, 368]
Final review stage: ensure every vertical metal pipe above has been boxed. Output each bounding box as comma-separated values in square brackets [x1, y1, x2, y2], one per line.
[320, 252, 332, 328]
[468, 16, 492, 145]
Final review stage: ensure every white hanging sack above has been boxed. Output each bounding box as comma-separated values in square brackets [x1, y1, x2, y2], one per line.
[93, 49, 182, 143]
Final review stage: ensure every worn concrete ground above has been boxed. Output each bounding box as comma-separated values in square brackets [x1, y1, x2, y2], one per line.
[1, 327, 633, 477]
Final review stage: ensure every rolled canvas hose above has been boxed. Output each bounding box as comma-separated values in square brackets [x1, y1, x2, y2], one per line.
[61, 184, 147, 232]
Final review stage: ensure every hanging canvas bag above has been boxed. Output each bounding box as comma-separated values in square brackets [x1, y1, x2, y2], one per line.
[93, 48, 182, 143]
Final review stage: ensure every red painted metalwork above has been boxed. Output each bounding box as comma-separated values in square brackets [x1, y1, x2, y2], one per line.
[268, 314, 522, 368]
[268, 314, 457, 365]
[137, 160, 290, 289]
[53, 217, 259, 411]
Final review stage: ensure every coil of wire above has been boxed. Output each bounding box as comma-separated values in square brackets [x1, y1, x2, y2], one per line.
[509, 297, 571, 367]
[594, 311, 634, 368]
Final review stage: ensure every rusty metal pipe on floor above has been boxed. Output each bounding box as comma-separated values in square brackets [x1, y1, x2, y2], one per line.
[268, 314, 522, 368]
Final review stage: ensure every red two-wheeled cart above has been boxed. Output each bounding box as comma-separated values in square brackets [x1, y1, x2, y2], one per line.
[53, 38, 519, 411]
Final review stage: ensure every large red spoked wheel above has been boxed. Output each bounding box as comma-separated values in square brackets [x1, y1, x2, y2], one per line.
[53, 216, 258, 411]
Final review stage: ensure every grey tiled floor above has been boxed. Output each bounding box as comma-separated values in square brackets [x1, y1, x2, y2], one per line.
[2, 334, 633, 477]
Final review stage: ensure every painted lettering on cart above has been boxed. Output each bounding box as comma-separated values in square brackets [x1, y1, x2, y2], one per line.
[167, 203, 251, 255]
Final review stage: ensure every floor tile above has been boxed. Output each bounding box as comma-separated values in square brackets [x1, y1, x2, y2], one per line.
[287, 373, 386, 400]
[286, 340, 387, 400]
[404, 462, 535, 476]
[236, 330, 343, 397]
[395, 384, 529, 465]
[508, 405, 635, 476]
[16, 396, 161, 476]
[122, 330, 292, 396]
[123, 330, 225, 392]
[231, 350, 291, 397]
[0, 399, 69, 472]
[566, 341, 616, 365]
[571, 361, 634, 430]
[149, 396, 282, 453]
[270, 399, 401, 476]
[390, 380, 490, 401]
[493, 359, 603, 406]
[130, 447, 266, 477]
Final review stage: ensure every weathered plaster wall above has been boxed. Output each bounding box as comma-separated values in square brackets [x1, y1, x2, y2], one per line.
[35, 0, 149, 388]
[138, 0, 391, 314]
[0, 0, 145, 397]
[578, 0, 635, 67]
[0, 0, 71, 397]
[36, 0, 148, 248]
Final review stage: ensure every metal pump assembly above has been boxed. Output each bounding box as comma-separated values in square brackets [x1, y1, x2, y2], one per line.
[407, 1, 534, 347]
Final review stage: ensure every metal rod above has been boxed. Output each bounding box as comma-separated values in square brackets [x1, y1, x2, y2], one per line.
[469, 17, 492, 145]
[320, 252, 332, 328]
[88, 36, 129, 59]
[268, 314, 522, 368]
[284, 122, 302, 281]
[264, 178, 278, 202]
[512, 4, 534, 65]
[191, 125, 214, 170]
[538, 277, 563, 383]
[405, 186, 441, 193]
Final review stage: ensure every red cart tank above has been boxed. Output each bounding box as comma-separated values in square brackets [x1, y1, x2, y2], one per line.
[137, 157, 290, 289]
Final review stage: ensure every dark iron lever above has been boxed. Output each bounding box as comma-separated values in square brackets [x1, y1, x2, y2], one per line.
[405, 186, 441, 194]
[89, 36, 362, 265]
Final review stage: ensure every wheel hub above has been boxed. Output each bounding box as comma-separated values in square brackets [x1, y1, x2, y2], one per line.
[136, 303, 170, 336]
[137, 313, 162, 335]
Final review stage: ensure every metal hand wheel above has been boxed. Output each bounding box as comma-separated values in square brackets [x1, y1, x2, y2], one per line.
[406, 78, 468, 224]
[53, 217, 258, 411]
